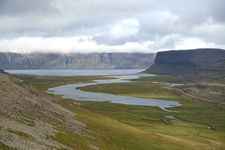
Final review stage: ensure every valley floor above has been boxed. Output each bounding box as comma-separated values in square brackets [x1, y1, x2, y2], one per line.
[1, 73, 225, 149]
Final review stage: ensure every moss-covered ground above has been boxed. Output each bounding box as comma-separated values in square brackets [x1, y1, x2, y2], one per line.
[19, 74, 225, 149]
[77, 76, 184, 101]
[16, 74, 114, 93]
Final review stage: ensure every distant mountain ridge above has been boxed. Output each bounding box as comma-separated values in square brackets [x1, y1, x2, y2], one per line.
[144, 48, 225, 75]
[0, 52, 155, 69]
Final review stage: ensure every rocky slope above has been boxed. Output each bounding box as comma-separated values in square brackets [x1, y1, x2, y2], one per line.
[0, 52, 155, 69]
[145, 49, 225, 104]
[0, 72, 92, 149]
[144, 48, 225, 75]
[0, 69, 10, 75]
[198, 58, 225, 79]
[180, 58, 225, 104]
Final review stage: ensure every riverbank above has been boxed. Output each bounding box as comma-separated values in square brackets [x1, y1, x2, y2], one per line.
[47, 75, 181, 111]
[6, 68, 146, 76]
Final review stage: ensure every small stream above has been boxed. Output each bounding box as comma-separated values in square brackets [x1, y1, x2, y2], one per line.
[152, 81, 183, 90]
[165, 116, 179, 120]
[47, 75, 182, 111]
[205, 124, 212, 129]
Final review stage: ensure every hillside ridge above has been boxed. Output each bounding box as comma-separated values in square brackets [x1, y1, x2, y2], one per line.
[0, 52, 155, 69]
[0, 72, 87, 149]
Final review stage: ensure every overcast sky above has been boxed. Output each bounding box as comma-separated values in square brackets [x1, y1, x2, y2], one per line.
[0, 0, 225, 53]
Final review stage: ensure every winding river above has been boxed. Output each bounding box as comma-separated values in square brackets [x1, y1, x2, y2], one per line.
[47, 75, 182, 111]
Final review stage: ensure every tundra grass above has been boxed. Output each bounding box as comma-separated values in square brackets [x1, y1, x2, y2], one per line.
[56, 99, 225, 149]
[131, 75, 185, 83]
[7, 128, 33, 141]
[77, 76, 186, 101]
[79, 100, 225, 138]
[0, 144, 11, 150]
[16, 75, 113, 92]
[18, 74, 225, 149]
[78, 81, 181, 100]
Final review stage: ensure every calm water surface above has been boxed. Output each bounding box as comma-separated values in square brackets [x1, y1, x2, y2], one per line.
[165, 116, 179, 120]
[6, 69, 181, 111]
[47, 75, 181, 111]
[5, 69, 145, 75]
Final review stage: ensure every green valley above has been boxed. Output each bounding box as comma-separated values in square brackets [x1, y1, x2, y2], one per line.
[16, 74, 225, 149]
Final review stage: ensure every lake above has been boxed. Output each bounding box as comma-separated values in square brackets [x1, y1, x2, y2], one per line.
[6, 69, 181, 111]
[47, 75, 181, 111]
[5, 69, 146, 75]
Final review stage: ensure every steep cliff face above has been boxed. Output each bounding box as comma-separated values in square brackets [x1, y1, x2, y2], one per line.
[0, 52, 155, 69]
[144, 48, 225, 75]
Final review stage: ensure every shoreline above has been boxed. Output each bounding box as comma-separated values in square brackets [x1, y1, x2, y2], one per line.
[11, 72, 151, 77]
[5, 68, 147, 76]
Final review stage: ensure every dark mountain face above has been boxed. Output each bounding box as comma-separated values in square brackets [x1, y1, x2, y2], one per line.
[0, 52, 155, 69]
[198, 58, 225, 78]
[0, 69, 10, 75]
[144, 48, 225, 75]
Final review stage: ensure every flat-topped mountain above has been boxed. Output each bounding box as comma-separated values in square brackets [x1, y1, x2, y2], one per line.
[144, 48, 225, 75]
[0, 52, 155, 69]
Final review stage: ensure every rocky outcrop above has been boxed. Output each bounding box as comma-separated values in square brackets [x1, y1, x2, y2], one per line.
[0, 69, 10, 75]
[0, 73, 86, 149]
[144, 48, 225, 75]
[198, 58, 225, 79]
[0, 52, 155, 69]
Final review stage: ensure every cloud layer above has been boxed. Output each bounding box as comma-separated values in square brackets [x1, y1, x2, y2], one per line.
[0, 0, 225, 53]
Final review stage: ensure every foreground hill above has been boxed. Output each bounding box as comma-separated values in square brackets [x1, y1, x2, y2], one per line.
[0, 69, 10, 75]
[0, 52, 155, 69]
[144, 48, 225, 75]
[0, 72, 87, 149]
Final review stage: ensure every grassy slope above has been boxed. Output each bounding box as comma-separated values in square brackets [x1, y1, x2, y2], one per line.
[16, 75, 114, 93]
[57, 99, 225, 149]
[19, 75, 225, 149]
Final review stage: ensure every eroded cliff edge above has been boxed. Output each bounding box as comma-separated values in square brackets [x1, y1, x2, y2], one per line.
[144, 48, 225, 75]
[0, 52, 155, 69]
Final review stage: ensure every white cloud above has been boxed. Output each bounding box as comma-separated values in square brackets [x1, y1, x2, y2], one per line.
[174, 38, 219, 50]
[191, 18, 225, 44]
[109, 23, 138, 39]
[123, 19, 139, 26]
[0, 36, 154, 53]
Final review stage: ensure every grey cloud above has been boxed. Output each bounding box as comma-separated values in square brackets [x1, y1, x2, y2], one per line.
[0, 0, 56, 16]
[0, 0, 225, 51]
[136, 0, 225, 47]
[206, 0, 225, 22]
[91, 34, 139, 46]
[147, 34, 182, 50]
[91, 35, 128, 46]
